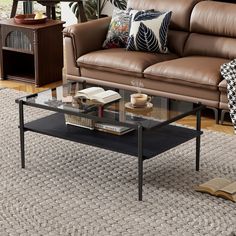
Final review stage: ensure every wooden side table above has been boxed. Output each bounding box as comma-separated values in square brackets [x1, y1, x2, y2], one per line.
[0, 19, 64, 87]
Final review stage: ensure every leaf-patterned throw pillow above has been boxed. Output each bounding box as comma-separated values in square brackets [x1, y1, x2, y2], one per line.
[126, 10, 172, 53]
[103, 9, 130, 49]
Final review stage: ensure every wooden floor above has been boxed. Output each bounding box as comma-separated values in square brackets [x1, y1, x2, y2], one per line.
[0, 79, 234, 135]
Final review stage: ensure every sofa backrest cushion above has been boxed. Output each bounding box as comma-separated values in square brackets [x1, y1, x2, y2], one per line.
[127, 0, 203, 31]
[167, 30, 189, 56]
[184, 1, 236, 59]
[190, 1, 236, 38]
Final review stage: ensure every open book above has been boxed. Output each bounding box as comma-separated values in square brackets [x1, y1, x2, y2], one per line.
[195, 178, 236, 202]
[75, 87, 121, 104]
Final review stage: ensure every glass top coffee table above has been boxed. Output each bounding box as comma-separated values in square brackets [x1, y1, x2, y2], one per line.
[16, 81, 205, 201]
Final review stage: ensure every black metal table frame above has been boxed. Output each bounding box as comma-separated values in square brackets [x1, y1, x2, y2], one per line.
[17, 95, 204, 201]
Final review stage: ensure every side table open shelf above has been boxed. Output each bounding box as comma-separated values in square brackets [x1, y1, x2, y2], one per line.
[0, 19, 64, 87]
[2, 50, 35, 83]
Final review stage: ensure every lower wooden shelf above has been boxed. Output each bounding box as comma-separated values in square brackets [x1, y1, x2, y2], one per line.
[6, 74, 35, 83]
[23, 113, 202, 160]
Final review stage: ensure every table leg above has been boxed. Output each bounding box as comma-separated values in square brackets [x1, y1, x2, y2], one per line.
[46, 6, 51, 19]
[196, 109, 201, 171]
[23, 1, 33, 14]
[138, 125, 143, 201]
[19, 100, 25, 169]
[51, 6, 56, 19]
[10, 0, 18, 17]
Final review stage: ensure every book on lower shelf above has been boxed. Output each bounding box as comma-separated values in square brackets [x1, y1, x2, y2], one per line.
[195, 178, 236, 202]
[64, 109, 97, 130]
[65, 116, 95, 130]
[94, 123, 134, 135]
[74, 87, 121, 104]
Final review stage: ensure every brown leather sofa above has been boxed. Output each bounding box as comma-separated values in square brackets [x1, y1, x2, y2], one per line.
[63, 0, 236, 122]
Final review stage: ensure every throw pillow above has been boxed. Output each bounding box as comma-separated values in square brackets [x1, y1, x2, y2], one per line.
[103, 9, 130, 49]
[220, 60, 236, 134]
[126, 10, 172, 53]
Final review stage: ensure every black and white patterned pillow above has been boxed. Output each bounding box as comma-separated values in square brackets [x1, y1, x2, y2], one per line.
[126, 10, 172, 53]
[220, 60, 236, 134]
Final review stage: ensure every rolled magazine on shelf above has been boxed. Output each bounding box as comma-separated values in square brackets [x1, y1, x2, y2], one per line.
[94, 123, 134, 135]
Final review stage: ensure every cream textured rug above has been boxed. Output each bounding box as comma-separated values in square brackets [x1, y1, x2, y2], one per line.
[0, 88, 236, 236]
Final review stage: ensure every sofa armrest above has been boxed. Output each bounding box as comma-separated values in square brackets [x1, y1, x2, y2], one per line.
[63, 17, 111, 60]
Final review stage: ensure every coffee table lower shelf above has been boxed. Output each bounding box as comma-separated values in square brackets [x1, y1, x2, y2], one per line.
[23, 113, 202, 159]
[19, 106, 203, 201]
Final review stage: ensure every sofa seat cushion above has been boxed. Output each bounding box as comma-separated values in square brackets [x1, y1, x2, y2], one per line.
[77, 48, 178, 77]
[144, 56, 229, 90]
[219, 79, 227, 92]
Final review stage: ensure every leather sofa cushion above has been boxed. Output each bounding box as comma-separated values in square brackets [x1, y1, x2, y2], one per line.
[190, 1, 236, 38]
[127, 0, 203, 31]
[75, 67, 220, 107]
[144, 56, 229, 90]
[77, 48, 178, 77]
[167, 30, 189, 56]
[184, 33, 236, 60]
[219, 79, 227, 92]
[184, 1, 236, 60]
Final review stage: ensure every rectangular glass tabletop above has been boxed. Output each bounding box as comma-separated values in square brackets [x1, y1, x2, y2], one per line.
[16, 81, 204, 130]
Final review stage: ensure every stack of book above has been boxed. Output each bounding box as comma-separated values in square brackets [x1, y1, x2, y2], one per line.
[63, 87, 131, 134]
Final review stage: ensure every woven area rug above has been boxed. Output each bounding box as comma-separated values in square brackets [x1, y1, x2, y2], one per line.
[0, 88, 236, 236]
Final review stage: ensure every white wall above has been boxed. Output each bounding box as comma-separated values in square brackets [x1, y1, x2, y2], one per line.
[61, 2, 78, 26]
[102, 2, 114, 16]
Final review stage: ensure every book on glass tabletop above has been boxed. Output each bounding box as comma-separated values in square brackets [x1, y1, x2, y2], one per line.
[75, 87, 121, 104]
[195, 178, 236, 202]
